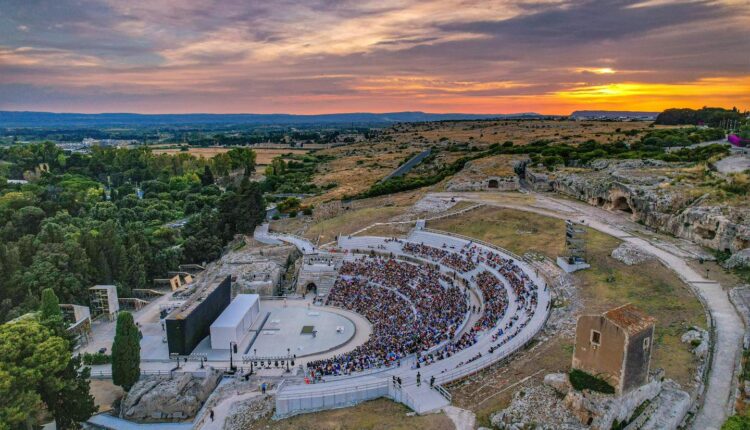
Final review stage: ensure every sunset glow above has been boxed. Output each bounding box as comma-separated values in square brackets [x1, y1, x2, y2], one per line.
[1, 0, 748, 114]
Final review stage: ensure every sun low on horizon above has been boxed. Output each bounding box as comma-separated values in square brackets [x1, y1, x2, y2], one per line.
[0, 0, 749, 115]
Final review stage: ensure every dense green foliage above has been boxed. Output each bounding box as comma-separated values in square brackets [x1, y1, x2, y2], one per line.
[568, 369, 615, 394]
[111, 311, 141, 391]
[723, 415, 750, 430]
[262, 153, 334, 194]
[0, 143, 264, 320]
[355, 155, 470, 199]
[655, 107, 745, 127]
[640, 127, 725, 147]
[0, 312, 96, 430]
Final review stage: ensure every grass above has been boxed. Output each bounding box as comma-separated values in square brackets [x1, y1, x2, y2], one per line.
[261, 399, 454, 430]
[429, 206, 705, 421]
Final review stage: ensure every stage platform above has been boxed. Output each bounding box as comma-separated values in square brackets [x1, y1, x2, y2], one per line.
[251, 306, 355, 357]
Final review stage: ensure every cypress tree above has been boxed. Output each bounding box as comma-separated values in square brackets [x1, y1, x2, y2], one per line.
[39, 288, 66, 337]
[111, 312, 141, 391]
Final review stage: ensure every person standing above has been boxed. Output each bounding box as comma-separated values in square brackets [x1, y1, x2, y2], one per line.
[416, 372, 421, 387]
[209, 408, 214, 422]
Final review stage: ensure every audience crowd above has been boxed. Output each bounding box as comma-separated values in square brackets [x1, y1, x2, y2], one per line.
[306, 238, 541, 379]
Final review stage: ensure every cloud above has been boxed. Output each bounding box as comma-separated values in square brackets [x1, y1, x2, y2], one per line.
[0, 0, 748, 113]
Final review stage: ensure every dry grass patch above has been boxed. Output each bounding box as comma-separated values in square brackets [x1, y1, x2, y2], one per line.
[151, 147, 310, 165]
[261, 398, 454, 430]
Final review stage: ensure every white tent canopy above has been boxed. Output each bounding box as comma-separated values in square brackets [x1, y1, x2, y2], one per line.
[210, 294, 260, 350]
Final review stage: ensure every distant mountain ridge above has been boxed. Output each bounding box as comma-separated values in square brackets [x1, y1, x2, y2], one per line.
[0, 111, 544, 127]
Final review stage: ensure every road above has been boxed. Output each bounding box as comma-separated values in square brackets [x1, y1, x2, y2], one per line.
[430, 191, 744, 430]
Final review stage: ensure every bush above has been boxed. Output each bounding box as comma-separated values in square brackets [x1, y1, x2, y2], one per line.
[722, 415, 750, 430]
[82, 352, 111, 365]
[302, 207, 313, 216]
[569, 369, 615, 394]
[288, 211, 297, 218]
[271, 214, 280, 220]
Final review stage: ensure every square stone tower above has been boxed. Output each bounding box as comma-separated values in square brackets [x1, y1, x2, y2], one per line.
[572, 303, 656, 395]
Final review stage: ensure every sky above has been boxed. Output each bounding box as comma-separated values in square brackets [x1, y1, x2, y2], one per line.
[0, 0, 749, 115]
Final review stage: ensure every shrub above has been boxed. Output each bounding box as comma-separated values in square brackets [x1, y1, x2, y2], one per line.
[272, 214, 280, 220]
[302, 207, 313, 216]
[82, 352, 111, 365]
[569, 369, 615, 394]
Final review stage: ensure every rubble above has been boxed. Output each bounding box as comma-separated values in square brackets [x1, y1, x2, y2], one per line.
[490, 383, 585, 430]
[222, 394, 274, 429]
[681, 327, 709, 360]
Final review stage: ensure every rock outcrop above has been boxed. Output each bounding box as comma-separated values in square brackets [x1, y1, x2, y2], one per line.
[120, 370, 222, 422]
[492, 372, 691, 430]
[725, 248, 750, 269]
[525, 159, 750, 253]
[611, 243, 654, 265]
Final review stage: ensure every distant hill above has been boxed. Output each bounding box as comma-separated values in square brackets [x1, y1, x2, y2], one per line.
[0, 111, 543, 128]
[570, 110, 659, 120]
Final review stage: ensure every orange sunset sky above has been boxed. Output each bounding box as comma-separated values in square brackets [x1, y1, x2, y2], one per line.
[1, 0, 749, 115]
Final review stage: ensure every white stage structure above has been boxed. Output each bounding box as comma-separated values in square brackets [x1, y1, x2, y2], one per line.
[210, 294, 260, 350]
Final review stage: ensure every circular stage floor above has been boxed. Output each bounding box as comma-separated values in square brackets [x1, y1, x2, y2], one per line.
[251, 306, 356, 357]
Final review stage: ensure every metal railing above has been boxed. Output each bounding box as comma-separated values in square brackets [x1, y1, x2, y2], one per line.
[433, 384, 452, 402]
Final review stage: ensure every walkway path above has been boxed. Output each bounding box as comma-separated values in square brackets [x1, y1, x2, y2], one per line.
[254, 223, 317, 254]
[430, 191, 744, 430]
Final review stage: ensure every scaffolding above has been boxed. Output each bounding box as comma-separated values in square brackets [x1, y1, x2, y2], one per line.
[89, 285, 119, 321]
[557, 220, 590, 273]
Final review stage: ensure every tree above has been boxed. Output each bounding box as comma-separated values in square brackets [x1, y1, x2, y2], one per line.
[39, 288, 65, 336]
[36, 289, 97, 428]
[39, 355, 97, 430]
[0, 319, 69, 429]
[199, 165, 215, 186]
[111, 311, 141, 391]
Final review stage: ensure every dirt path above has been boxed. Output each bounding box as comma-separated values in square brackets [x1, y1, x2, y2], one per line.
[430, 191, 744, 430]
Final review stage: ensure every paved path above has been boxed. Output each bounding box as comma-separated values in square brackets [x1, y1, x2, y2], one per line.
[254, 223, 317, 254]
[430, 191, 744, 430]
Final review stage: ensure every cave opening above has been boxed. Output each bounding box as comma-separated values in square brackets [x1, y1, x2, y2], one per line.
[612, 196, 633, 214]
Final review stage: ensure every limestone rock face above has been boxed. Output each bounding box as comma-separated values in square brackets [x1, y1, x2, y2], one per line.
[611, 243, 654, 265]
[526, 159, 750, 253]
[121, 370, 222, 422]
[725, 248, 750, 269]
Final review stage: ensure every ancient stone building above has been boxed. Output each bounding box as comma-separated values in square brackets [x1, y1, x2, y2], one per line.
[572, 303, 656, 395]
[296, 252, 341, 297]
